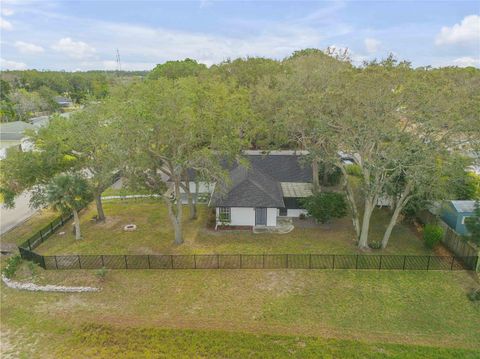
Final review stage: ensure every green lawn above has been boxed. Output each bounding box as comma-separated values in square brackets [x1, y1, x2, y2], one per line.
[0, 208, 59, 247]
[35, 199, 432, 256]
[2, 263, 479, 357]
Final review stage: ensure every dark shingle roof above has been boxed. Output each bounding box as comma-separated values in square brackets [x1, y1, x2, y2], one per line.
[211, 165, 285, 208]
[183, 154, 312, 183]
[247, 154, 312, 182]
[0, 121, 35, 141]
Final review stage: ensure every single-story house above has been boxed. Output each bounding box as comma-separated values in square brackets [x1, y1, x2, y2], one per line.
[0, 121, 36, 159]
[205, 151, 313, 229]
[54, 96, 73, 108]
[440, 200, 476, 235]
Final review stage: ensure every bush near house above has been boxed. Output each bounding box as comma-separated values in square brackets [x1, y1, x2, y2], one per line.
[423, 224, 444, 249]
[302, 192, 347, 224]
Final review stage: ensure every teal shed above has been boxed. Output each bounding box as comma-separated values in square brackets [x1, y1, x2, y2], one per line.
[440, 200, 476, 235]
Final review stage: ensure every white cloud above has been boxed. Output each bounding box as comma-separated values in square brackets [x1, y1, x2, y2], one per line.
[14, 41, 44, 54]
[98, 21, 326, 67]
[435, 15, 480, 46]
[452, 56, 480, 67]
[0, 16, 12, 30]
[1, 8, 14, 16]
[51, 37, 96, 59]
[0, 57, 27, 70]
[364, 37, 381, 53]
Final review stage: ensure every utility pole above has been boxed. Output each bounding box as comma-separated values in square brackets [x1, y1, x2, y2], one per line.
[116, 48, 122, 75]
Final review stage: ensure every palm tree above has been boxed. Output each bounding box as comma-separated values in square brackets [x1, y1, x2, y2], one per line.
[44, 174, 92, 240]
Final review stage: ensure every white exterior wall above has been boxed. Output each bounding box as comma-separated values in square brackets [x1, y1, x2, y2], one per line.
[286, 209, 308, 217]
[179, 181, 214, 194]
[266, 208, 277, 226]
[216, 207, 278, 227]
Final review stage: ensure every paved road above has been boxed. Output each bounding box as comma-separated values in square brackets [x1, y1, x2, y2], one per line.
[0, 192, 37, 236]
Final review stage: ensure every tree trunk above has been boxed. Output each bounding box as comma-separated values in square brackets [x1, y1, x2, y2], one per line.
[95, 193, 106, 222]
[339, 165, 360, 238]
[183, 173, 197, 220]
[381, 186, 412, 249]
[312, 159, 320, 192]
[174, 179, 183, 244]
[358, 199, 374, 249]
[381, 205, 403, 249]
[188, 191, 196, 220]
[322, 166, 329, 186]
[73, 209, 81, 240]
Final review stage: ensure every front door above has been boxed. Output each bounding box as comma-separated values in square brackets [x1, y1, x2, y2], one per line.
[255, 207, 267, 226]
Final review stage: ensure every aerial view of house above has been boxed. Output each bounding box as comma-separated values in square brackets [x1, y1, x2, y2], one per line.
[0, 1, 479, 358]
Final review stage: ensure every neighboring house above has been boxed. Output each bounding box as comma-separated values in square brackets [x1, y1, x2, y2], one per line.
[54, 96, 73, 108]
[0, 121, 36, 159]
[205, 151, 312, 229]
[440, 200, 476, 235]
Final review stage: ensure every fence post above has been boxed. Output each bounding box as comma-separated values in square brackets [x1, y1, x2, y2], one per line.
[240, 254, 242, 269]
[286, 254, 289, 268]
[450, 256, 455, 270]
[309, 254, 312, 269]
[427, 256, 431, 270]
[402, 256, 407, 270]
[41, 255, 46, 269]
[101, 255, 105, 267]
[378, 255, 382, 270]
[262, 254, 265, 269]
[355, 255, 359, 269]
[170, 255, 174, 269]
[27, 239, 32, 251]
[54, 255, 58, 269]
[124, 255, 128, 269]
[332, 255, 335, 270]
[39, 230, 43, 242]
[217, 254, 220, 269]
[78, 255, 81, 269]
[147, 255, 151, 269]
[194, 254, 196, 269]
[50, 222, 54, 233]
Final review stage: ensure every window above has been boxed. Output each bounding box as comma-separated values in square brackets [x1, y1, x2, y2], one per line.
[219, 207, 231, 223]
[279, 207, 287, 216]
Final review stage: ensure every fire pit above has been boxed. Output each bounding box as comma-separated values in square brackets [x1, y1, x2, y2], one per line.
[123, 224, 137, 231]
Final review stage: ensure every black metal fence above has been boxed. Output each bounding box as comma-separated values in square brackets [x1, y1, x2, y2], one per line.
[19, 212, 73, 252]
[18, 249, 479, 271]
[16, 172, 478, 272]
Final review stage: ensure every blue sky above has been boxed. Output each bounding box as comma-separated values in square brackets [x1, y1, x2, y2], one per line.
[1, 0, 479, 71]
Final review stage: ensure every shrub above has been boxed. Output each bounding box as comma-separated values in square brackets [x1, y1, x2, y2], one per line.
[319, 164, 342, 186]
[1, 255, 22, 279]
[95, 266, 108, 281]
[345, 164, 362, 177]
[369, 241, 382, 249]
[299, 213, 306, 220]
[423, 224, 444, 249]
[468, 288, 480, 302]
[206, 208, 216, 229]
[27, 261, 38, 277]
[301, 192, 347, 224]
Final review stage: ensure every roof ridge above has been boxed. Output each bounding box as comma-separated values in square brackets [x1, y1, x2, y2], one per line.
[246, 166, 284, 206]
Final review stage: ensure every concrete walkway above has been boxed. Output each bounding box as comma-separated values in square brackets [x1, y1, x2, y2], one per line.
[0, 192, 37, 236]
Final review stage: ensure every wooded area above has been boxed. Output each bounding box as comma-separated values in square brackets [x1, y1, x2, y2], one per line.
[1, 50, 479, 249]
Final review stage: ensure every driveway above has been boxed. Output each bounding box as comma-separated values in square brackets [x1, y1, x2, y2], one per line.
[0, 192, 37, 235]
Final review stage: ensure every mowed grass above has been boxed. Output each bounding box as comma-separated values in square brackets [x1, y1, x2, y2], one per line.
[0, 208, 59, 246]
[1, 265, 479, 357]
[36, 199, 432, 255]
